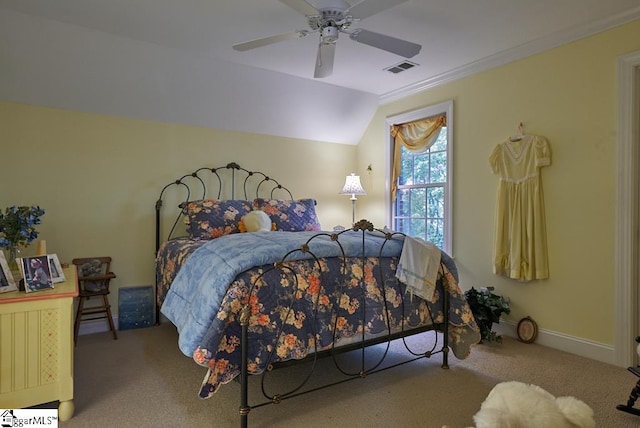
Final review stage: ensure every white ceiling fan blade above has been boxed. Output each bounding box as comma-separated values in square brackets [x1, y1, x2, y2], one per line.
[314, 42, 335, 78]
[233, 30, 308, 51]
[347, 0, 409, 19]
[350, 29, 421, 58]
[279, 0, 319, 16]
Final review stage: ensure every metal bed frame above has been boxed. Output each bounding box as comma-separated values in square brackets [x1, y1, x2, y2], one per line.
[154, 162, 452, 427]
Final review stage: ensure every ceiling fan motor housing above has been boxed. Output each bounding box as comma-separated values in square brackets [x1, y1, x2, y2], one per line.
[307, 8, 349, 29]
[321, 25, 339, 43]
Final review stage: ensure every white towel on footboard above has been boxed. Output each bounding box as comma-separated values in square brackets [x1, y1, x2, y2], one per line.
[396, 236, 442, 300]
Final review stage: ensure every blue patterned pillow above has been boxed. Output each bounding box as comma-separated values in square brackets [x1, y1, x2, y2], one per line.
[253, 198, 321, 232]
[183, 199, 252, 239]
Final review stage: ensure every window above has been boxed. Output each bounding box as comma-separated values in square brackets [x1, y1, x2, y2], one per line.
[385, 100, 453, 254]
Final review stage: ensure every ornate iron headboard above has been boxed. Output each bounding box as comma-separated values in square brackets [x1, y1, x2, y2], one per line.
[155, 162, 293, 253]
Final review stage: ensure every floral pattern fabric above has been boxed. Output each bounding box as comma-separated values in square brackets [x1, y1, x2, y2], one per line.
[183, 199, 252, 240]
[253, 198, 321, 231]
[156, 238, 206, 307]
[156, 233, 481, 399]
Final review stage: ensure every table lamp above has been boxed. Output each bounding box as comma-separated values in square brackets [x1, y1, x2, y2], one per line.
[340, 173, 366, 225]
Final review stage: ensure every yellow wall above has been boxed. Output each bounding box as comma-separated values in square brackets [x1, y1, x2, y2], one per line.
[358, 19, 640, 345]
[0, 102, 356, 308]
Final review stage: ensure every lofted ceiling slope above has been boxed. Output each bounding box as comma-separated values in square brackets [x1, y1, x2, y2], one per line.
[1, 0, 639, 145]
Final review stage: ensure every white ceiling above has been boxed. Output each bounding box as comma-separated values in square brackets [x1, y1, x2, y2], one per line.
[1, 0, 639, 144]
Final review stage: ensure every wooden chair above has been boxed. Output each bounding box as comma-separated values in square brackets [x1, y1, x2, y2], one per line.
[72, 257, 117, 344]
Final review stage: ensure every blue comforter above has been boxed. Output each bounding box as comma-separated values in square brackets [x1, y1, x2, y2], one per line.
[161, 230, 405, 356]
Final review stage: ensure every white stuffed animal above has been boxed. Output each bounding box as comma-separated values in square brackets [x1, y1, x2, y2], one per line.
[242, 210, 272, 232]
[472, 381, 596, 428]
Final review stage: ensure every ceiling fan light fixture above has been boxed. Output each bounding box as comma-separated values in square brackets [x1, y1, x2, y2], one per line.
[321, 26, 339, 43]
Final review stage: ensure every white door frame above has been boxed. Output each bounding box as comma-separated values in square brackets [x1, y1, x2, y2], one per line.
[616, 50, 640, 367]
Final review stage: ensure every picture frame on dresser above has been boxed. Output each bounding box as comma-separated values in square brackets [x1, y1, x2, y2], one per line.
[21, 255, 54, 293]
[48, 253, 66, 283]
[0, 252, 18, 293]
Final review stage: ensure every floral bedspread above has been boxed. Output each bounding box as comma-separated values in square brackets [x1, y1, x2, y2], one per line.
[156, 231, 480, 399]
[156, 237, 205, 308]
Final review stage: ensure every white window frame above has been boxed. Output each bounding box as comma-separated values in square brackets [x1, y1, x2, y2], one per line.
[384, 100, 453, 254]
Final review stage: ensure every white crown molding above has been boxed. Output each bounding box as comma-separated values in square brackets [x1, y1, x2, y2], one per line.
[379, 7, 640, 105]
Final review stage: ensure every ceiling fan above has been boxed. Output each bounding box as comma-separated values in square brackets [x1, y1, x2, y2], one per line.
[232, 0, 421, 78]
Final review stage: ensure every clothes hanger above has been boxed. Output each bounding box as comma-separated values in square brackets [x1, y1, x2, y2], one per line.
[509, 122, 525, 142]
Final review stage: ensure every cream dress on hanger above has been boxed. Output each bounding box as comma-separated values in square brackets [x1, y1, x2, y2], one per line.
[489, 134, 551, 281]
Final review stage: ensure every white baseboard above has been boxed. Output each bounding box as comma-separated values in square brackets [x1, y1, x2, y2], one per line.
[494, 321, 616, 365]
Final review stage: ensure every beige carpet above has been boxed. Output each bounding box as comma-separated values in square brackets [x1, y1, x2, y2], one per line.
[49, 324, 639, 427]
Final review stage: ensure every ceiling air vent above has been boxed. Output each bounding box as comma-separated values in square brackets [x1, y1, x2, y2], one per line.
[385, 60, 418, 74]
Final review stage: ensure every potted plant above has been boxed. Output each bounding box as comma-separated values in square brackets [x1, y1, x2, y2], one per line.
[0, 205, 45, 274]
[464, 286, 511, 343]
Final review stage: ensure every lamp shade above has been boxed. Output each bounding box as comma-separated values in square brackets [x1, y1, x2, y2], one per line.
[340, 173, 366, 196]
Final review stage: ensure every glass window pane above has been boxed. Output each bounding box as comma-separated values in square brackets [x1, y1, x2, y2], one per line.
[396, 189, 411, 217]
[413, 153, 428, 184]
[410, 188, 425, 217]
[429, 152, 447, 183]
[430, 127, 447, 151]
[410, 218, 426, 239]
[426, 186, 444, 218]
[399, 156, 412, 185]
[396, 218, 409, 234]
[427, 219, 444, 248]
